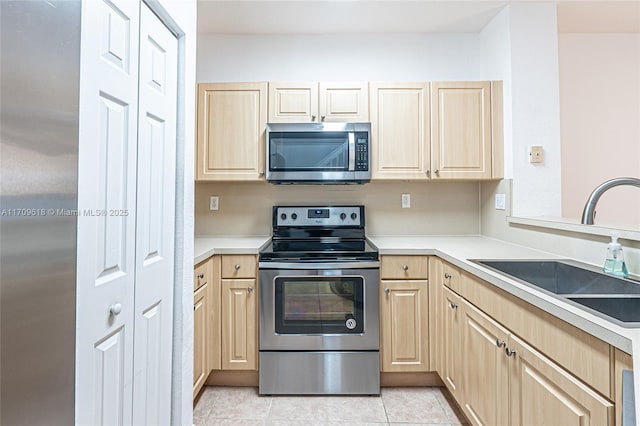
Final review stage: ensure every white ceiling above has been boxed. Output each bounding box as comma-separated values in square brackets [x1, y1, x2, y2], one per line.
[197, 0, 640, 35]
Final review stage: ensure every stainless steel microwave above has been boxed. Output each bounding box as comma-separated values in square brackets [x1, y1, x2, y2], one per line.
[265, 122, 371, 184]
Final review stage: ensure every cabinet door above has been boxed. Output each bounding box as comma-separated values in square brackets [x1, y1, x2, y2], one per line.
[221, 279, 257, 370]
[380, 280, 429, 372]
[319, 82, 369, 122]
[431, 81, 492, 180]
[508, 335, 614, 426]
[370, 82, 430, 180]
[441, 286, 463, 399]
[196, 82, 267, 181]
[268, 82, 318, 122]
[193, 283, 209, 398]
[461, 300, 509, 426]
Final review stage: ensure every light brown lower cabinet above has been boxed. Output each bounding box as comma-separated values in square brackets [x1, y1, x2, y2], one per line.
[460, 300, 509, 426]
[193, 281, 209, 398]
[221, 278, 257, 370]
[441, 285, 463, 400]
[380, 280, 429, 372]
[431, 256, 620, 426]
[508, 335, 613, 425]
[458, 299, 614, 426]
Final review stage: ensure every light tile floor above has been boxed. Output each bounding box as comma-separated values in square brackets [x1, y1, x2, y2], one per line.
[194, 386, 469, 426]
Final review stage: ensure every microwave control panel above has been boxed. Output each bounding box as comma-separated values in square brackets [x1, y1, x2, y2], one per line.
[355, 132, 369, 171]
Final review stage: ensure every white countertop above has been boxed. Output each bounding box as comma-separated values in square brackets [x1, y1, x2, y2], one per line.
[194, 233, 636, 353]
[194, 236, 270, 265]
[369, 235, 636, 354]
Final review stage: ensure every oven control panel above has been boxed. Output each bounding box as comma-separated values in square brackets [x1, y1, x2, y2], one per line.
[275, 206, 364, 227]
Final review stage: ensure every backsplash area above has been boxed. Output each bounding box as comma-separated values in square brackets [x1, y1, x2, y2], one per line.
[195, 181, 481, 236]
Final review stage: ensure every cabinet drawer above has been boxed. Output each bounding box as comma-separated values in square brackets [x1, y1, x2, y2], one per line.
[440, 261, 461, 294]
[381, 256, 428, 279]
[194, 259, 211, 291]
[221, 255, 257, 279]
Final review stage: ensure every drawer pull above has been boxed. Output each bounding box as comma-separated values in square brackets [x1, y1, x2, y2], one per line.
[448, 302, 458, 309]
[496, 339, 506, 348]
[247, 286, 254, 293]
[444, 272, 451, 279]
[384, 288, 390, 294]
[197, 273, 204, 279]
[402, 264, 408, 272]
[505, 348, 517, 357]
[234, 264, 241, 270]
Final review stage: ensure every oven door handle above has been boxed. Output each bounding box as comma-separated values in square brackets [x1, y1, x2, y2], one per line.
[259, 261, 380, 270]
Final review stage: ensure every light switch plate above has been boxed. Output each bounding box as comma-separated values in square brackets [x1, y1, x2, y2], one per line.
[495, 193, 506, 210]
[401, 193, 411, 209]
[529, 146, 544, 163]
[209, 196, 219, 211]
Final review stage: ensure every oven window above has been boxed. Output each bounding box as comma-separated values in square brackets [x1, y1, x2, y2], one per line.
[269, 132, 349, 171]
[274, 276, 364, 334]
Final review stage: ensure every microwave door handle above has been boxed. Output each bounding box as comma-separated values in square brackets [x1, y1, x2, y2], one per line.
[348, 132, 355, 171]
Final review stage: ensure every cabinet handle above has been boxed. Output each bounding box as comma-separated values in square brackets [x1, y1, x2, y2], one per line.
[247, 286, 253, 293]
[197, 273, 204, 279]
[259, 170, 265, 177]
[384, 288, 390, 294]
[505, 348, 517, 357]
[321, 115, 326, 121]
[435, 169, 440, 176]
[311, 115, 316, 121]
[234, 264, 241, 270]
[402, 264, 408, 271]
[448, 302, 458, 309]
[444, 272, 451, 279]
[426, 169, 430, 176]
[109, 303, 122, 316]
[496, 339, 506, 348]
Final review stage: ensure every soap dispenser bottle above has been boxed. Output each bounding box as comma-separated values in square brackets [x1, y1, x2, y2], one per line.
[603, 232, 629, 278]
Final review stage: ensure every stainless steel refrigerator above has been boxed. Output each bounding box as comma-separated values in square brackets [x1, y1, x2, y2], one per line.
[1, 1, 81, 424]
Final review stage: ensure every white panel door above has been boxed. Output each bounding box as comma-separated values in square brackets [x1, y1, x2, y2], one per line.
[132, 3, 178, 425]
[76, 0, 140, 424]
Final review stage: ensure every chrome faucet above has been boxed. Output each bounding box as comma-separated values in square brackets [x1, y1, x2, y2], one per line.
[581, 177, 640, 225]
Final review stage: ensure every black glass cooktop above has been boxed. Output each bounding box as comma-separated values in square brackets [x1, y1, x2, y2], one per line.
[259, 238, 378, 262]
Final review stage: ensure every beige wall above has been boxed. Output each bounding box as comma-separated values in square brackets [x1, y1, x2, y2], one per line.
[559, 34, 640, 228]
[195, 181, 481, 237]
[481, 180, 640, 278]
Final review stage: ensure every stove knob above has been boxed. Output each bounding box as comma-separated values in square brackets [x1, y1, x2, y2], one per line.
[351, 212, 357, 220]
[291, 213, 297, 220]
[280, 213, 287, 221]
[340, 212, 347, 220]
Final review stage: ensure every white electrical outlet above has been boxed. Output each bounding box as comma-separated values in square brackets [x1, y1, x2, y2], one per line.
[495, 193, 506, 210]
[209, 196, 219, 211]
[401, 193, 411, 209]
[529, 146, 544, 163]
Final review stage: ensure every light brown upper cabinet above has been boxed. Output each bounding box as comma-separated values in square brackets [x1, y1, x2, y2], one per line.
[196, 82, 267, 181]
[268, 81, 369, 123]
[431, 81, 503, 180]
[370, 82, 431, 180]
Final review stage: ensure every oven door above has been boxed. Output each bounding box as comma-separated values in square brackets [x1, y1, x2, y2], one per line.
[259, 263, 379, 351]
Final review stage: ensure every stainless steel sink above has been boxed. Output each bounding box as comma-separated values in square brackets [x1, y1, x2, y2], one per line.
[472, 259, 640, 327]
[566, 296, 640, 326]
[475, 260, 640, 296]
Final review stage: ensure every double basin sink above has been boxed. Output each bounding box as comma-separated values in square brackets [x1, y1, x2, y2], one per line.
[474, 260, 640, 327]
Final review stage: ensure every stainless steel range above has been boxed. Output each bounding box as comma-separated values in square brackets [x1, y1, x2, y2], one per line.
[258, 205, 380, 395]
